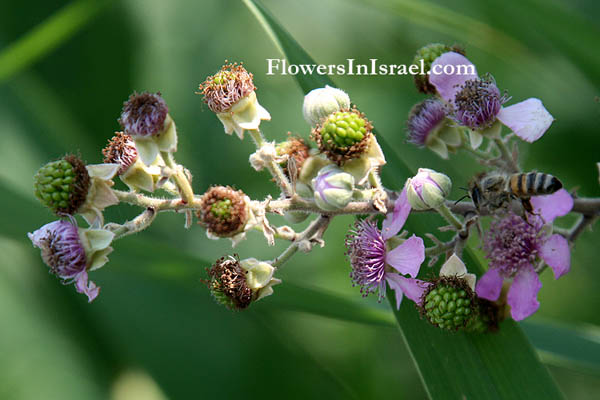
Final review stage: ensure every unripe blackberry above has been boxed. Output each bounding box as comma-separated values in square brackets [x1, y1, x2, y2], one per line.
[198, 186, 249, 238]
[464, 299, 499, 334]
[413, 43, 465, 94]
[312, 108, 373, 165]
[421, 277, 475, 331]
[34, 155, 90, 215]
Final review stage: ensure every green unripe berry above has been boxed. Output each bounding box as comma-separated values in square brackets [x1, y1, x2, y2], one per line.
[422, 279, 475, 331]
[33, 155, 89, 215]
[211, 199, 233, 220]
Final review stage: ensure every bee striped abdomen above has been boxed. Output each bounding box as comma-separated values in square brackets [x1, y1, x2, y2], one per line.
[509, 172, 562, 197]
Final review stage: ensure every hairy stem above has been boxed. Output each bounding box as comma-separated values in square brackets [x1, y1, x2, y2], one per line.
[493, 137, 519, 173]
[435, 203, 464, 231]
[271, 215, 330, 268]
[106, 208, 157, 240]
[248, 128, 293, 197]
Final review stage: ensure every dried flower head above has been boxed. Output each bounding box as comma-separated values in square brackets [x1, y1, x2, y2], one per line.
[198, 63, 256, 113]
[102, 132, 139, 175]
[198, 186, 249, 237]
[34, 155, 90, 215]
[119, 92, 168, 137]
[276, 135, 311, 179]
[312, 108, 373, 165]
[205, 255, 253, 310]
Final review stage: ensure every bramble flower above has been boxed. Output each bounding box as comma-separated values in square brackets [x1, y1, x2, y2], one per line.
[302, 85, 350, 126]
[477, 190, 573, 320]
[412, 43, 466, 94]
[197, 63, 271, 139]
[34, 155, 120, 224]
[405, 168, 452, 210]
[430, 52, 554, 147]
[345, 189, 427, 308]
[119, 92, 178, 165]
[312, 165, 355, 211]
[102, 132, 164, 192]
[206, 255, 280, 310]
[406, 98, 461, 159]
[28, 219, 114, 302]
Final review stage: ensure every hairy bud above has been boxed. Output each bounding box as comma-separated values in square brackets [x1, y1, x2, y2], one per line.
[302, 85, 350, 127]
[406, 168, 452, 210]
[312, 165, 355, 211]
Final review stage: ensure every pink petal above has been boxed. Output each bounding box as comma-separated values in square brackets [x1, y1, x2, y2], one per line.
[386, 274, 431, 309]
[539, 234, 570, 279]
[75, 271, 100, 302]
[429, 52, 478, 102]
[475, 268, 504, 301]
[496, 98, 553, 143]
[530, 189, 573, 224]
[382, 188, 411, 240]
[385, 235, 425, 278]
[507, 264, 542, 321]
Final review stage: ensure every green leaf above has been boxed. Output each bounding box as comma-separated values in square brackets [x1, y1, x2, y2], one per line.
[0, 0, 112, 84]
[521, 319, 600, 375]
[242, 1, 563, 397]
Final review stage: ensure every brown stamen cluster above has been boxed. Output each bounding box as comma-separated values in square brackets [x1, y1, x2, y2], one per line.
[206, 256, 253, 310]
[197, 63, 256, 113]
[102, 132, 139, 175]
[197, 186, 248, 237]
[311, 108, 373, 165]
[277, 134, 310, 179]
[63, 154, 91, 214]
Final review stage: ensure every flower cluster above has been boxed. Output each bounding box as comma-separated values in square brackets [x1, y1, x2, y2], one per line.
[26, 50, 596, 335]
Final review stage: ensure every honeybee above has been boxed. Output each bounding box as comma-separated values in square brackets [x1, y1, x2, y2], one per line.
[468, 171, 563, 214]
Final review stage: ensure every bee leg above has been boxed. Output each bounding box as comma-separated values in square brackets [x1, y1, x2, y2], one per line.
[520, 197, 538, 226]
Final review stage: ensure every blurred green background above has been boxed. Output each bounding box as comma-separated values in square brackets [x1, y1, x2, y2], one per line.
[1, 0, 600, 398]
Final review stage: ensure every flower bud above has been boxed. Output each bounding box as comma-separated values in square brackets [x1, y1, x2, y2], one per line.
[197, 63, 270, 139]
[197, 186, 250, 238]
[312, 165, 355, 211]
[406, 168, 451, 210]
[412, 43, 465, 94]
[34, 155, 90, 215]
[302, 85, 350, 126]
[311, 108, 373, 165]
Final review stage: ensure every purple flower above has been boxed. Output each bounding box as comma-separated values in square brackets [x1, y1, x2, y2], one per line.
[28, 220, 115, 302]
[476, 189, 573, 320]
[429, 52, 554, 143]
[345, 189, 428, 308]
[119, 92, 168, 137]
[407, 99, 447, 146]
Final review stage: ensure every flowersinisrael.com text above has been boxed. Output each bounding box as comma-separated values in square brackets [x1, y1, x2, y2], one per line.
[266, 58, 475, 76]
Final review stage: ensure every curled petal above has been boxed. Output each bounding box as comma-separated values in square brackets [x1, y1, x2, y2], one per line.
[382, 188, 411, 240]
[385, 235, 425, 278]
[429, 52, 478, 102]
[476, 267, 504, 301]
[507, 264, 542, 321]
[86, 163, 120, 180]
[539, 234, 570, 279]
[497, 98, 553, 143]
[75, 271, 100, 303]
[386, 274, 431, 309]
[530, 188, 573, 224]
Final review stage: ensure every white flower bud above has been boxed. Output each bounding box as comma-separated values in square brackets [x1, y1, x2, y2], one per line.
[312, 165, 355, 211]
[406, 168, 452, 210]
[302, 85, 350, 126]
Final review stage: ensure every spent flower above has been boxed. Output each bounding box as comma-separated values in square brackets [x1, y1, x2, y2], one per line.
[198, 63, 270, 139]
[118, 92, 178, 165]
[28, 219, 114, 302]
